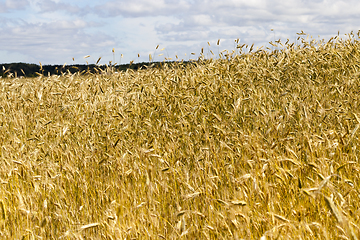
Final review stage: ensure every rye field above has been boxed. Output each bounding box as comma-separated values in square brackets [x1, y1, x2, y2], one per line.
[1, 32, 360, 239]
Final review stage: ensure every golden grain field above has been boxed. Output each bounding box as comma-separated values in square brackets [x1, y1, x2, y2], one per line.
[1, 32, 360, 239]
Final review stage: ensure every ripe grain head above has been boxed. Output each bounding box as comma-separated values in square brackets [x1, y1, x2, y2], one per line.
[1, 31, 360, 239]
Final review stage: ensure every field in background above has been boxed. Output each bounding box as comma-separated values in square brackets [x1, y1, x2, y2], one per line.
[1, 32, 360, 239]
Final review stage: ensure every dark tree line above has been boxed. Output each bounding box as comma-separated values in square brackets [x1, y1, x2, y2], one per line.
[0, 61, 189, 78]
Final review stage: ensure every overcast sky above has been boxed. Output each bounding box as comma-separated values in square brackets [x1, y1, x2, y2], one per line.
[1, 0, 360, 65]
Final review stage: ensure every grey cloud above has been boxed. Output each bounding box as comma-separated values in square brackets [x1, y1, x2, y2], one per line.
[36, 0, 91, 16]
[2, 0, 360, 64]
[93, 0, 191, 18]
[156, 14, 214, 33]
[0, 16, 24, 28]
[152, 0, 360, 45]
[0, 20, 116, 64]
[161, 30, 211, 42]
[0, 0, 30, 12]
[5, 0, 30, 9]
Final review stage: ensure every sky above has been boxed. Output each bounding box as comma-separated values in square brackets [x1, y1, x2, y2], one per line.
[1, 0, 360, 65]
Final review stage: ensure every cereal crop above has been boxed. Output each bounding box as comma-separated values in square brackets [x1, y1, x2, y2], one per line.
[1, 31, 360, 239]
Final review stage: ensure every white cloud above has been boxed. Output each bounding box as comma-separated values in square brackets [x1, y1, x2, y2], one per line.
[36, 0, 91, 15]
[0, 0, 30, 13]
[94, 0, 191, 17]
[1, 0, 360, 64]
[0, 19, 115, 64]
[151, 0, 360, 45]
[5, 0, 30, 10]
